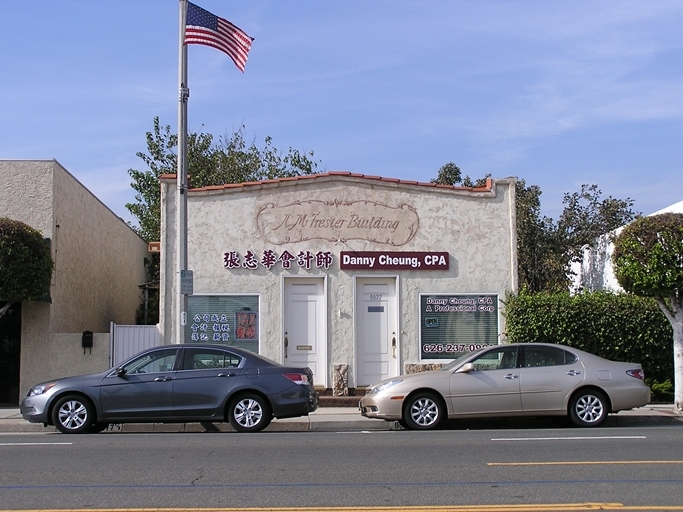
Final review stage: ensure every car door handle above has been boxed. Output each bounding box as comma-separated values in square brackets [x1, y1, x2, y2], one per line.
[566, 370, 581, 376]
[154, 376, 172, 382]
[504, 373, 519, 379]
[217, 372, 236, 378]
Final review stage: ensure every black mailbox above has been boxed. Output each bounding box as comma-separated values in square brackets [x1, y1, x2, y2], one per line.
[82, 330, 93, 353]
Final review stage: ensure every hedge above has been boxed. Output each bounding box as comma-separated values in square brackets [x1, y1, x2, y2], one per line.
[504, 291, 673, 383]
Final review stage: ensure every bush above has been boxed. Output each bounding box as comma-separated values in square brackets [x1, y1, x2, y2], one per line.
[504, 291, 673, 383]
[0, 218, 53, 302]
[647, 379, 673, 403]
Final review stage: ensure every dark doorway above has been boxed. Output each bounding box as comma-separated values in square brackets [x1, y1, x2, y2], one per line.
[0, 302, 21, 405]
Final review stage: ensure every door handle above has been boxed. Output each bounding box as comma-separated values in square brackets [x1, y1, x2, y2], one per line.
[284, 333, 288, 359]
[217, 372, 235, 378]
[392, 333, 397, 359]
[566, 370, 581, 376]
[154, 376, 172, 382]
[504, 374, 519, 379]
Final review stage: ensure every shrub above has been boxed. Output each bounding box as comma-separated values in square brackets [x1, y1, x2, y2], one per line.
[504, 291, 673, 383]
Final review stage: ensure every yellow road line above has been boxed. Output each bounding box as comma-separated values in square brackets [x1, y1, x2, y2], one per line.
[488, 460, 683, 466]
[6, 505, 683, 512]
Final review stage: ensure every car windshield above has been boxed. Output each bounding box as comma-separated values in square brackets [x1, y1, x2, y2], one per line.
[440, 347, 489, 371]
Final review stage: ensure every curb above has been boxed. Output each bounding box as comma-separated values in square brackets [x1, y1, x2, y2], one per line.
[0, 419, 394, 434]
[2, 405, 681, 434]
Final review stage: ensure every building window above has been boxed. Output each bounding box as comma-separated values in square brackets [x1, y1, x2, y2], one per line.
[419, 294, 499, 360]
[186, 295, 259, 353]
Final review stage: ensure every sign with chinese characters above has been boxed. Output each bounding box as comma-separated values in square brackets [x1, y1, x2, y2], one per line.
[235, 310, 258, 340]
[223, 249, 334, 271]
[189, 311, 258, 342]
[186, 296, 259, 353]
[190, 313, 232, 343]
[340, 251, 449, 270]
[420, 294, 499, 360]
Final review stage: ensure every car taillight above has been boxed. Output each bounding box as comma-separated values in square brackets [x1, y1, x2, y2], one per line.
[283, 373, 310, 385]
[626, 369, 645, 380]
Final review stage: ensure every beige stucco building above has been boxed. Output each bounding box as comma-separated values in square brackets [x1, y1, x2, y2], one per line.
[159, 172, 517, 394]
[0, 160, 150, 401]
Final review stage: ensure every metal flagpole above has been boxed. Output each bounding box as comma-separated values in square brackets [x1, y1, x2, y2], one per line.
[176, 0, 189, 344]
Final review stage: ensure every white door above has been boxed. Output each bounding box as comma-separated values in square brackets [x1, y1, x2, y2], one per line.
[355, 277, 398, 387]
[283, 277, 326, 388]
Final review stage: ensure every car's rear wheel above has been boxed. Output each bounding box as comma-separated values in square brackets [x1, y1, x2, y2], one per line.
[52, 395, 94, 434]
[228, 394, 272, 433]
[403, 392, 444, 430]
[569, 389, 608, 427]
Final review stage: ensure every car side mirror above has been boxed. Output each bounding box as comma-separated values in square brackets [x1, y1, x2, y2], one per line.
[455, 362, 475, 374]
[116, 367, 127, 377]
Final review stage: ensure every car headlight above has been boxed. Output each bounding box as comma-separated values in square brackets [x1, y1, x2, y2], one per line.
[368, 379, 403, 395]
[27, 383, 56, 397]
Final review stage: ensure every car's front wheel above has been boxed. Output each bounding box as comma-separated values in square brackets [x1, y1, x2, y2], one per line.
[51, 395, 95, 434]
[569, 389, 608, 427]
[228, 394, 272, 433]
[403, 392, 444, 430]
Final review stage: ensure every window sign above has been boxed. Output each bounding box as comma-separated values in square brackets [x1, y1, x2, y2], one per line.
[235, 310, 258, 340]
[420, 294, 499, 360]
[186, 295, 259, 353]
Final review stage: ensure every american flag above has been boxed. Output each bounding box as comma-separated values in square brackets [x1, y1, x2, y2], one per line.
[185, 2, 253, 72]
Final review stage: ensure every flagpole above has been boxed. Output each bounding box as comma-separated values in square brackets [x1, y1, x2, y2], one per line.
[176, 0, 189, 344]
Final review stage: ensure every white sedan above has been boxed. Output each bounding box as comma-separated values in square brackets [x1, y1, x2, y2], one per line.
[360, 343, 651, 429]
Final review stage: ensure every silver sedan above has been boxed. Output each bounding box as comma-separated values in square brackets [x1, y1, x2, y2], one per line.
[359, 343, 651, 429]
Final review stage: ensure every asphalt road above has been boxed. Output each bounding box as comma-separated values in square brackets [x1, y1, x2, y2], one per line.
[1, 422, 683, 510]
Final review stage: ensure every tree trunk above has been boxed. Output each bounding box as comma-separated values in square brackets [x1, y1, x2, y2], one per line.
[673, 320, 683, 414]
[657, 295, 683, 414]
[0, 301, 13, 320]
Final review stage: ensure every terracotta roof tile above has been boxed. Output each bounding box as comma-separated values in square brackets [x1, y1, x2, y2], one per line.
[161, 172, 494, 193]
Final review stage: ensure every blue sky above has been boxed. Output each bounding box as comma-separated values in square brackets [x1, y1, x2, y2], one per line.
[2, 1, 682, 226]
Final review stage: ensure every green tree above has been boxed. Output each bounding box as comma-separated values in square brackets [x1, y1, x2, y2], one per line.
[126, 117, 321, 243]
[612, 213, 683, 412]
[430, 162, 489, 187]
[557, 184, 638, 267]
[0, 218, 54, 319]
[125, 118, 320, 324]
[515, 179, 565, 292]
[432, 165, 638, 292]
[528, 183, 639, 292]
[431, 162, 462, 185]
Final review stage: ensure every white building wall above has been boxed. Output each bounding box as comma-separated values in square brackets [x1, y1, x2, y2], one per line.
[160, 173, 517, 388]
[572, 199, 683, 293]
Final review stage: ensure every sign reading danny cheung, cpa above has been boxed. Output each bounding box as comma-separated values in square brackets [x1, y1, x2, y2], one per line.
[340, 251, 449, 270]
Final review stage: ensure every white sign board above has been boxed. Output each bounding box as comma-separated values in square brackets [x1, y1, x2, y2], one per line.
[180, 269, 194, 295]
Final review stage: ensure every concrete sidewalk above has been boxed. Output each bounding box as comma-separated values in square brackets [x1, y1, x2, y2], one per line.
[1, 404, 681, 433]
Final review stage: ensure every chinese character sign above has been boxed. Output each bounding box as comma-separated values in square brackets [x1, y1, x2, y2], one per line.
[235, 311, 258, 340]
[186, 295, 259, 354]
[190, 313, 231, 343]
[223, 249, 334, 271]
